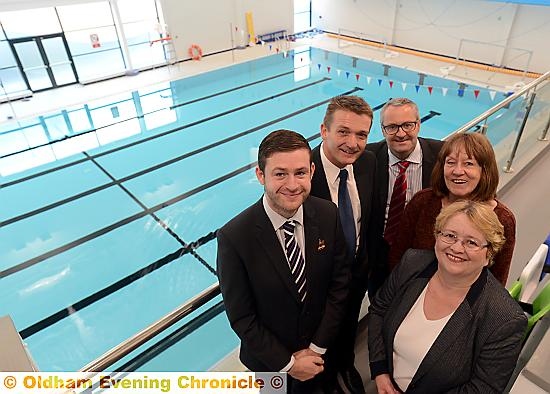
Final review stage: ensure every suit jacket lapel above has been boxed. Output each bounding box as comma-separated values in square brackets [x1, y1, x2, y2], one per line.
[303, 199, 320, 304]
[411, 302, 472, 384]
[378, 144, 390, 212]
[410, 268, 487, 385]
[386, 277, 429, 363]
[311, 147, 332, 200]
[420, 138, 437, 188]
[254, 201, 301, 303]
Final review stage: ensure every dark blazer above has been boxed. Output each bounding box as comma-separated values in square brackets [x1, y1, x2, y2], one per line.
[310, 145, 376, 285]
[368, 249, 527, 393]
[217, 196, 350, 372]
[365, 137, 443, 290]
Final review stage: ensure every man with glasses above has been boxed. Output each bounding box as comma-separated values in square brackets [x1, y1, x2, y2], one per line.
[366, 98, 443, 297]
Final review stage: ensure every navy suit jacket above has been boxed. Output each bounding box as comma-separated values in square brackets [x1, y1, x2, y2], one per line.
[217, 196, 351, 371]
[365, 137, 443, 289]
[368, 249, 527, 393]
[310, 145, 376, 286]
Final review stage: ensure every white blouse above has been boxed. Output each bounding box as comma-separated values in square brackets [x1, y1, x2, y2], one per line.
[393, 285, 453, 392]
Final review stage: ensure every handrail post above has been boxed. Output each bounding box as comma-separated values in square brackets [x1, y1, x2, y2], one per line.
[504, 90, 537, 173]
[539, 110, 550, 141]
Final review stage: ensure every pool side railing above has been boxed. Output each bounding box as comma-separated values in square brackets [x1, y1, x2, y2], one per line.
[446, 69, 550, 192]
[79, 282, 220, 372]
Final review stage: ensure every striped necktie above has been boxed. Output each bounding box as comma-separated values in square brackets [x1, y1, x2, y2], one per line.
[282, 220, 307, 302]
[384, 161, 410, 245]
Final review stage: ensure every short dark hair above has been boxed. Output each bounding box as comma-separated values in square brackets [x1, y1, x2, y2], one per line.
[431, 132, 499, 201]
[258, 129, 312, 171]
[323, 95, 373, 128]
[380, 97, 420, 125]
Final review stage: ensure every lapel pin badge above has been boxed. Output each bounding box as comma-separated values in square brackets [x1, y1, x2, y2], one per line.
[318, 239, 326, 251]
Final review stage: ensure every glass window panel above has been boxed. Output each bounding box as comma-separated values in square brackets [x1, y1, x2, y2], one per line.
[123, 21, 159, 46]
[41, 37, 69, 63]
[13, 41, 44, 69]
[117, 0, 158, 23]
[68, 107, 93, 134]
[51, 132, 99, 159]
[0, 27, 5, 40]
[73, 49, 125, 81]
[56, 2, 114, 31]
[0, 68, 27, 94]
[128, 42, 165, 69]
[50, 63, 76, 85]
[0, 41, 16, 68]
[44, 114, 70, 140]
[23, 68, 52, 91]
[294, 12, 310, 33]
[294, 0, 311, 13]
[0, 8, 61, 39]
[65, 26, 121, 56]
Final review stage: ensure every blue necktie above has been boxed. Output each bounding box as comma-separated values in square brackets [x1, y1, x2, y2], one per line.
[338, 169, 356, 257]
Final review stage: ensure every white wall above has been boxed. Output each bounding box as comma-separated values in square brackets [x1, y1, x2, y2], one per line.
[159, 0, 293, 60]
[312, 0, 550, 74]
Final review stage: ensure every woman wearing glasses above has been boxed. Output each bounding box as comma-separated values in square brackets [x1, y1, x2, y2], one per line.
[368, 200, 526, 393]
[387, 132, 515, 285]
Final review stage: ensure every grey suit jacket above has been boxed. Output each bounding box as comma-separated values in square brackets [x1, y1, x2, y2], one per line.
[217, 196, 351, 371]
[367, 249, 527, 393]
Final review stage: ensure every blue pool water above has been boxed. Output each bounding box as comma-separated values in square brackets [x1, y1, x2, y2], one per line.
[0, 47, 509, 371]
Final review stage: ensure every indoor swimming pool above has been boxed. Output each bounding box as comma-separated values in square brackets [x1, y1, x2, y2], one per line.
[0, 46, 511, 371]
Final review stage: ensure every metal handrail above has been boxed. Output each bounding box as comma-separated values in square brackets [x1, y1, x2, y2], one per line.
[79, 282, 220, 372]
[450, 70, 550, 135]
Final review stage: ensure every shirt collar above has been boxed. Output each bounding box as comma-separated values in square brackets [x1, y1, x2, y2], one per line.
[388, 139, 422, 166]
[262, 194, 304, 231]
[320, 142, 354, 185]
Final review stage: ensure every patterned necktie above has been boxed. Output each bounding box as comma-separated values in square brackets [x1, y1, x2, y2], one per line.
[282, 220, 307, 302]
[384, 161, 410, 245]
[338, 169, 356, 257]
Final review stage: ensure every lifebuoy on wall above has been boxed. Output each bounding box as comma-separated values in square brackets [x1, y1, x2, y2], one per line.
[188, 44, 203, 60]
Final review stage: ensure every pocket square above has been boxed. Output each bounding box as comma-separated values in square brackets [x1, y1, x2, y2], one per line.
[317, 239, 326, 251]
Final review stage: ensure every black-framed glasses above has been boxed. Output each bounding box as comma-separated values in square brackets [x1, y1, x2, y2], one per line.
[382, 121, 418, 135]
[437, 231, 489, 252]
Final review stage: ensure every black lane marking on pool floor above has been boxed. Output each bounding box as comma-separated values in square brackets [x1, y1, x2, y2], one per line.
[18, 231, 219, 339]
[1, 70, 296, 160]
[19, 133, 336, 339]
[2, 87, 360, 227]
[85, 153, 217, 275]
[1, 76, 330, 189]
[15, 126, 360, 338]
[420, 110, 442, 123]
[4, 95, 426, 282]
[4, 93, 419, 282]
[16, 130, 333, 338]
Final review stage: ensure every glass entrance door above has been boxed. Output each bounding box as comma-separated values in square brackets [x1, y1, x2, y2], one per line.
[11, 33, 77, 92]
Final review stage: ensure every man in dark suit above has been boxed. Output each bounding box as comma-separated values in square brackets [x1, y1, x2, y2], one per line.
[366, 98, 443, 297]
[310, 95, 376, 393]
[217, 129, 350, 393]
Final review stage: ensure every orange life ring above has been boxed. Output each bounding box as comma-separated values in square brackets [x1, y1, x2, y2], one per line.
[188, 44, 203, 60]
